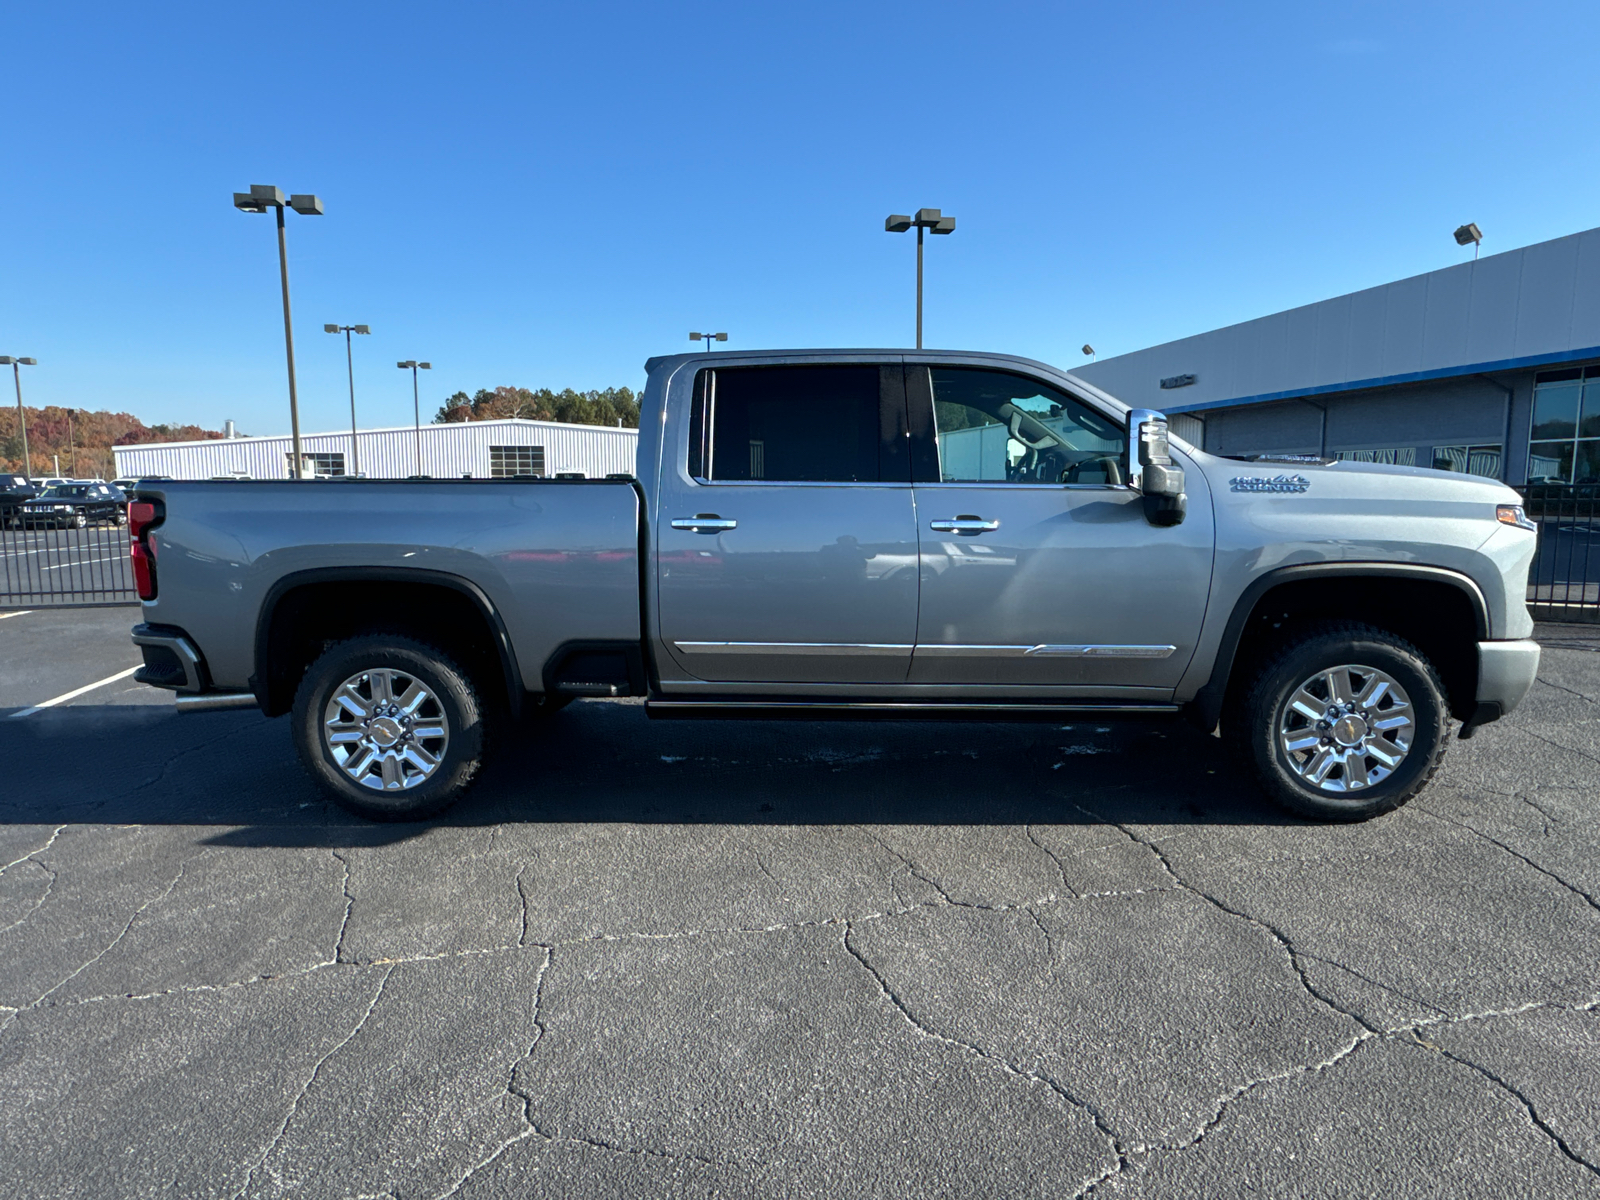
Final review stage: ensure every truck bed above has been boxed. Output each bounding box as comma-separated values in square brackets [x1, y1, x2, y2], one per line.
[136, 479, 642, 696]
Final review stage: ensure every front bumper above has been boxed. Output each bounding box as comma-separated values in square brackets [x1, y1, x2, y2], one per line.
[1459, 639, 1542, 737]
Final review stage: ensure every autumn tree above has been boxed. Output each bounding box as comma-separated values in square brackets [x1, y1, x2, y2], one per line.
[0, 405, 221, 478]
[435, 387, 639, 429]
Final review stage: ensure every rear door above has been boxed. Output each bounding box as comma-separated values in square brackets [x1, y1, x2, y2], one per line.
[907, 363, 1214, 692]
[655, 361, 919, 684]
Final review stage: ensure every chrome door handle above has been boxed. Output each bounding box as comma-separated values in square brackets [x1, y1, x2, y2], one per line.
[930, 516, 1000, 535]
[671, 515, 738, 533]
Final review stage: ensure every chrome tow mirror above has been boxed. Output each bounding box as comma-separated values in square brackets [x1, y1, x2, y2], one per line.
[1128, 409, 1187, 526]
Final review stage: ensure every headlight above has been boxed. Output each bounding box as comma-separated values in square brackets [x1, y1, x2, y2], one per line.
[1496, 504, 1536, 532]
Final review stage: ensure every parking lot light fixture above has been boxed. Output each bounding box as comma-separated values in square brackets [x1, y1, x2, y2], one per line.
[0, 356, 38, 481]
[1455, 222, 1483, 260]
[690, 332, 728, 351]
[884, 207, 957, 348]
[234, 183, 324, 478]
[327, 324, 372, 476]
[398, 360, 432, 476]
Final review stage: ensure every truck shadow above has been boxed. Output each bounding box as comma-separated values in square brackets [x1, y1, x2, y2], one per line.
[0, 699, 1303, 845]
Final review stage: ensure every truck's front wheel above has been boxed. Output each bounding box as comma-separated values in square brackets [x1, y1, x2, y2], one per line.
[1234, 623, 1449, 822]
[292, 636, 486, 821]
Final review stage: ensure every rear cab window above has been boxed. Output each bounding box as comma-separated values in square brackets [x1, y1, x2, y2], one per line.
[688, 364, 908, 483]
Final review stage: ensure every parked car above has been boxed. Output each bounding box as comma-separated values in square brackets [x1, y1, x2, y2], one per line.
[0, 473, 40, 524]
[15, 482, 128, 529]
[128, 348, 1541, 824]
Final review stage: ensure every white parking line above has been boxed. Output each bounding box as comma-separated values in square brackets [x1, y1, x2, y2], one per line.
[37, 555, 128, 572]
[6, 666, 141, 719]
[0, 610, 31, 620]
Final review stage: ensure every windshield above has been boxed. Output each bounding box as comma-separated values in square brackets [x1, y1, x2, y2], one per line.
[37, 486, 87, 499]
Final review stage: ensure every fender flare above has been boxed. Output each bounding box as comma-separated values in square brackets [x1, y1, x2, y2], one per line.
[1186, 562, 1490, 732]
[252, 566, 525, 717]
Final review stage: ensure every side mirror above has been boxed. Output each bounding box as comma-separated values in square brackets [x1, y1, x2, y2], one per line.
[1127, 409, 1187, 526]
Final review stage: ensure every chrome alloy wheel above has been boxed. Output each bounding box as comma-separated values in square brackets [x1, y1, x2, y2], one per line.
[1277, 664, 1415, 793]
[322, 668, 449, 791]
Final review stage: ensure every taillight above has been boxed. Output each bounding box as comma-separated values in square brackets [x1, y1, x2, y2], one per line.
[128, 500, 161, 600]
[129, 501, 157, 538]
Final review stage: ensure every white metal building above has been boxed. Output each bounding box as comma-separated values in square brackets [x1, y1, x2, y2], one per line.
[1073, 224, 1600, 484]
[113, 418, 639, 481]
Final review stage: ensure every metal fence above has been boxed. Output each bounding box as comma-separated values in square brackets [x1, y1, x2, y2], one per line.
[0, 519, 138, 607]
[1522, 484, 1600, 623]
[4, 485, 1594, 620]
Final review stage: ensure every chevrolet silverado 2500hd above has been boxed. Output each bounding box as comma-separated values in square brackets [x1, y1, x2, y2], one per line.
[127, 349, 1541, 822]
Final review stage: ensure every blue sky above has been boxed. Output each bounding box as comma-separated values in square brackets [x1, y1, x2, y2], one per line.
[4, 1, 1598, 437]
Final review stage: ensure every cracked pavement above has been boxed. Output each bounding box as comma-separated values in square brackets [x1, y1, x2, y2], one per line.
[1, 611, 1598, 1197]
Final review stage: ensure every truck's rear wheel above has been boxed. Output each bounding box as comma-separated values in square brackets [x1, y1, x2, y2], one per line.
[292, 636, 485, 821]
[1233, 623, 1448, 822]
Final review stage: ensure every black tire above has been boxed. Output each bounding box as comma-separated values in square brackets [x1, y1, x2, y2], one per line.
[291, 635, 486, 821]
[1230, 622, 1449, 822]
[70, 510, 87, 530]
[115, 509, 128, 527]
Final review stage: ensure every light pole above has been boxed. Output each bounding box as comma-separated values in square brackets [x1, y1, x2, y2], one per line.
[234, 184, 324, 478]
[885, 208, 956, 349]
[0, 356, 37, 481]
[690, 331, 728, 351]
[326, 324, 371, 476]
[397, 360, 432, 477]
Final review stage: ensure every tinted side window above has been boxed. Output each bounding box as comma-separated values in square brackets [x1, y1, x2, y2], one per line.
[702, 366, 882, 483]
[927, 368, 1125, 485]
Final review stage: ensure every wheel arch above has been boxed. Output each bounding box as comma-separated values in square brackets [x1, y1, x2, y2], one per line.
[253, 567, 524, 718]
[1188, 564, 1489, 733]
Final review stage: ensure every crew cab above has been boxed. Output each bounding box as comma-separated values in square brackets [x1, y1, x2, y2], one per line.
[126, 349, 1542, 822]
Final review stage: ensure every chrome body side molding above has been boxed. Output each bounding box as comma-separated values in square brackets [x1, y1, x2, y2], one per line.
[673, 641, 1176, 659]
[914, 643, 1178, 659]
[674, 641, 914, 656]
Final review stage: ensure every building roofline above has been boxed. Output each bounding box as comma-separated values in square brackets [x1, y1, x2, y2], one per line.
[112, 417, 640, 454]
[1162, 343, 1600, 415]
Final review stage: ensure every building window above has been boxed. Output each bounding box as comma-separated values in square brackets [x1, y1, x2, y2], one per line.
[1529, 367, 1600, 484]
[1431, 444, 1502, 479]
[489, 445, 546, 477]
[287, 452, 345, 477]
[1334, 448, 1417, 466]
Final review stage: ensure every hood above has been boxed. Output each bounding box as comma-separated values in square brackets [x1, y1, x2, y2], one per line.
[1193, 451, 1523, 507]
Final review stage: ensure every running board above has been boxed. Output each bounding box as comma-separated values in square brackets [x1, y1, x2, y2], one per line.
[644, 699, 1181, 722]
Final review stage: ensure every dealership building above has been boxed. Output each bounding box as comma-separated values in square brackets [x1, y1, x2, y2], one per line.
[113, 418, 639, 482]
[1074, 225, 1600, 486]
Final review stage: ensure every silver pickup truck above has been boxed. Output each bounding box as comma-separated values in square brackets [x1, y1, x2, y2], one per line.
[126, 349, 1541, 823]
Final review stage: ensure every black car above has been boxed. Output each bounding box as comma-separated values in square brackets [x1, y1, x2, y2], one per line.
[13, 482, 127, 530]
[0, 473, 39, 524]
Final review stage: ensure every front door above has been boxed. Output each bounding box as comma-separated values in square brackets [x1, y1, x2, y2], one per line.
[656, 361, 919, 685]
[907, 364, 1214, 692]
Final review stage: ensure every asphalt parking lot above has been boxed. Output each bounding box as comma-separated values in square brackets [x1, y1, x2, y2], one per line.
[1, 607, 1598, 1198]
